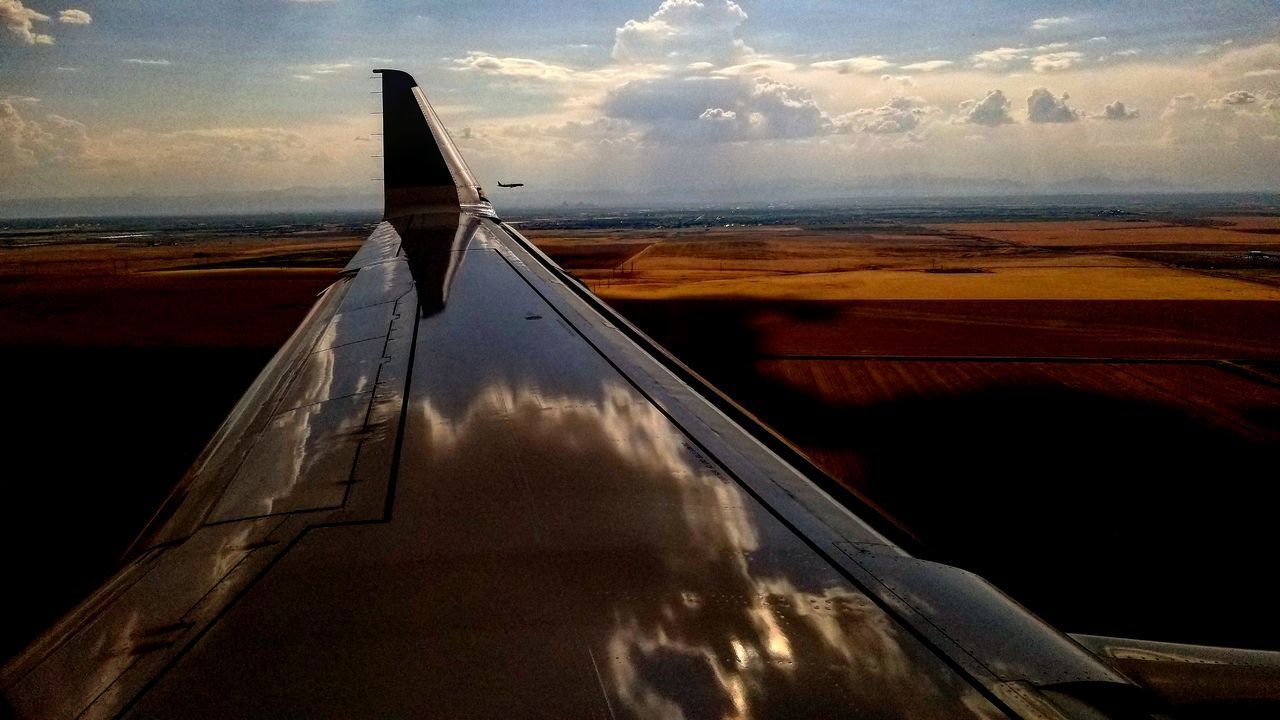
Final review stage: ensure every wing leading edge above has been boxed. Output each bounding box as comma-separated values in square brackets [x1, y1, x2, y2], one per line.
[1, 70, 1193, 720]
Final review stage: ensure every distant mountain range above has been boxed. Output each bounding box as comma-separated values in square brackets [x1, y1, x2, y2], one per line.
[0, 186, 382, 220]
[1, 175, 1272, 219]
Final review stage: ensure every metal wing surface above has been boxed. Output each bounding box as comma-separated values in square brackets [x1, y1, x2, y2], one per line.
[3, 69, 1180, 720]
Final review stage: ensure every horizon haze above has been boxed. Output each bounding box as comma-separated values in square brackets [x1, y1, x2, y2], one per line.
[3, 1, 1279, 215]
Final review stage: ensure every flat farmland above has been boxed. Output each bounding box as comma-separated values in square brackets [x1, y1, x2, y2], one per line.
[0, 225, 367, 659]
[527, 215, 1280, 649]
[610, 299, 1280, 359]
[927, 215, 1280, 248]
[736, 357, 1279, 649]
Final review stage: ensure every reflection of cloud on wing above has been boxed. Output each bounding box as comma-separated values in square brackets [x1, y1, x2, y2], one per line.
[415, 380, 759, 552]
[411, 377, 999, 719]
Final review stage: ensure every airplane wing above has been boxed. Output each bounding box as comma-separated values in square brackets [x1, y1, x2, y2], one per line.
[0, 69, 1206, 720]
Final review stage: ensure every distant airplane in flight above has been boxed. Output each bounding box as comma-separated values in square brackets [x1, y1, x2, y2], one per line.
[5, 67, 1278, 720]
[497, 180, 524, 188]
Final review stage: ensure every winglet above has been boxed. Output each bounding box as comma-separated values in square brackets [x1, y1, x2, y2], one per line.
[374, 69, 489, 218]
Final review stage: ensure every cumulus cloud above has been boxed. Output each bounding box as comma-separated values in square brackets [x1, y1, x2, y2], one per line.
[698, 107, 736, 121]
[958, 90, 1014, 127]
[1032, 51, 1084, 72]
[0, 97, 87, 173]
[607, 76, 741, 123]
[1206, 41, 1280, 79]
[1027, 88, 1078, 122]
[1159, 91, 1280, 146]
[839, 96, 940, 135]
[741, 77, 833, 138]
[605, 74, 835, 142]
[2, 0, 53, 44]
[612, 0, 750, 66]
[970, 45, 1085, 72]
[810, 55, 893, 74]
[1099, 100, 1139, 120]
[1213, 90, 1257, 105]
[899, 60, 952, 72]
[57, 8, 90, 25]
[1030, 16, 1072, 30]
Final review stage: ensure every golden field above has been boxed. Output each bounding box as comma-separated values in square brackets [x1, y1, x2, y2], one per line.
[527, 214, 1280, 648]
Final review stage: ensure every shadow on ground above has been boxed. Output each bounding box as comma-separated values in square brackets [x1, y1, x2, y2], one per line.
[614, 298, 1280, 650]
[0, 347, 273, 661]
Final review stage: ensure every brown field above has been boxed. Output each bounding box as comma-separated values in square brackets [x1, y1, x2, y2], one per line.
[538, 219, 1280, 300]
[610, 299, 1280, 359]
[928, 217, 1280, 247]
[527, 217, 1280, 649]
[0, 227, 365, 660]
[0, 232, 362, 346]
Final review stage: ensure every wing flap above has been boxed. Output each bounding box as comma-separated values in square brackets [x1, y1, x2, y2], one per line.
[1, 224, 420, 719]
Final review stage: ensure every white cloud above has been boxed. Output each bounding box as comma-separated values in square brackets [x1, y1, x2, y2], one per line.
[0, 97, 87, 174]
[970, 47, 1028, 71]
[612, 0, 750, 65]
[1030, 16, 1072, 31]
[899, 60, 953, 72]
[454, 52, 583, 82]
[1213, 90, 1258, 105]
[715, 59, 796, 76]
[1027, 87, 1078, 123]
[1206, 41, 1280, 78]
[958, 90, 1014, 126]
[123, 58, 172, 66]
[1099, 100, 1139, 120]
[310, 62, 353, 74]
[1158, 91, 1280, 147]
[57, 8, 90, 25]
[1032, 51, 1084, 72]
[1244, 68, 1280, 78]
[840, 96, 940, 134]
[1, 0, 53, 44]
[698, 107, 736, 121]
[605, 74, 836, 142]
[811, 55, 894, 74]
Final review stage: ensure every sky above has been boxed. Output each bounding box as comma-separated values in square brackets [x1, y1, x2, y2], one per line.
[2, 0, 1280, 211]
